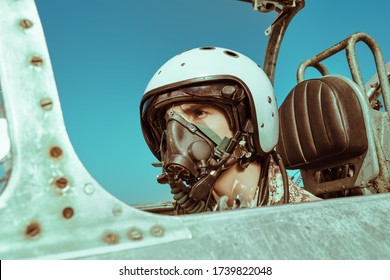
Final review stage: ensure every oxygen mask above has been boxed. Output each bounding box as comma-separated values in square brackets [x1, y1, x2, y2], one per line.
[154, 110, 244, 213]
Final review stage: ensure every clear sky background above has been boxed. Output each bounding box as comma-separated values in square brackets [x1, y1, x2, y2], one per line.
[33, 0, 389, 205]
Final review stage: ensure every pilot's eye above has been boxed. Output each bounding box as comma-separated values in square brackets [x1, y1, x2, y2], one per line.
[193, 110, 207, 119]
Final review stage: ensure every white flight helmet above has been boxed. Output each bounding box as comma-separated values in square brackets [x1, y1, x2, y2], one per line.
[141, 46, 279, 161]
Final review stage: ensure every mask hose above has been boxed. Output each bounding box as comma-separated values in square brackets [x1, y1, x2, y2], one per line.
[171, 185, 206, 214]
[271, 150, 290, 204]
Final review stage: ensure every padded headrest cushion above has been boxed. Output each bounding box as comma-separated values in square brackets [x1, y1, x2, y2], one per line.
[277, 76, 368, 169]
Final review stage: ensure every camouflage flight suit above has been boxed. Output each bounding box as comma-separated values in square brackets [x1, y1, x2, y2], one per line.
[213, 158, 320, 211]
[266, 159, 321, 205]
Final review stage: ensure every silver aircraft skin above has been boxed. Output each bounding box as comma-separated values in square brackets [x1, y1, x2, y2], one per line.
[0, 0, 389, 259]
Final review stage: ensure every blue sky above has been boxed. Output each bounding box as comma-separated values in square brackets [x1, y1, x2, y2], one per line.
[34, 0, 389, 204]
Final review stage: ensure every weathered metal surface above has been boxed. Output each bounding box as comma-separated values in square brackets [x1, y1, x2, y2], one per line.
[297, 32, 390, 114]
[0, 0, 389, 261]
[366, 63, 390, 193]
[81, 194, 390, 260]
[247, 0, 305, 85]
[0, 0, 191, 260]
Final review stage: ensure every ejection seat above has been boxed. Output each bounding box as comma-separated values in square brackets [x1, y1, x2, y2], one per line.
[276, 75, 379, 197]
[276, 32, 390, 198]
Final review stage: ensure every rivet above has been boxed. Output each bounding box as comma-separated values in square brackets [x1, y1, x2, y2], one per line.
[103, 232, 120, 244]
[40, 98, 53, 110]
[181, 63, 185, 66]
[19, 19, 33, 29]
[112, 204, 123, 216]
[127, 227, 143, 241]
[84, 183, 95, 195]
[260, 123, 264, 128]
[55, 177, 68, 189]
[50, 146, 63, 158]
[30, 56, 44, 67]
[150, 225, 165, 237]
[268, 96, 272, 103]
[271, 112, 275, 117]
[62, 207, 74, 219]
[25, 222, 41, 239]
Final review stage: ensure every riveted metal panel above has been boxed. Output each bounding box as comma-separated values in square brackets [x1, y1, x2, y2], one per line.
[0, 0, 191, 260]
[0, 0, 389, 260]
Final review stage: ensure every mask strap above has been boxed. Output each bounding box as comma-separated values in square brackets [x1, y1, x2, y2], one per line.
[169, 111, 237, 153]
[193, 124, 223, 146]
[151, 130, 166, 168]
[167, 111, 227, 146]
[159, 130, 166, 160]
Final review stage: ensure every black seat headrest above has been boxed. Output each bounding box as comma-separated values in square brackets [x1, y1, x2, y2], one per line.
[277, 76, 368, 170]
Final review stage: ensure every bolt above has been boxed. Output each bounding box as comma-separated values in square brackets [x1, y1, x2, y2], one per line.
[19, 19, 33, 29]
[50, 146, 63, 158]
[245, 152, 252, 158]
[188, 124, 196, 131]
[62, 207, 74, 219]
[127, 227, 143, 241]
[25, 222, 40, 239]
[150, 225, 165, 237]
[55, 177, 68, 189]
[103, 232, 120, 244]
[40, 98, 53, 110]
[83, 183, 95, 195]
[30, 56, 44, 67]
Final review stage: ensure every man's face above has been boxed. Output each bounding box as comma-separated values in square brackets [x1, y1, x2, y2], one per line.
[164, 102, 259, 207]
[166, 103, 233, 140]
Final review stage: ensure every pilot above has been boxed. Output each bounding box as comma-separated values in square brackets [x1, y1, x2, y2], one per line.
[140, 47, 320, 214]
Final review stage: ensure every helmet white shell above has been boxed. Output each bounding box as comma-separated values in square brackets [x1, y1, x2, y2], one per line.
[142, 47, 279, 155]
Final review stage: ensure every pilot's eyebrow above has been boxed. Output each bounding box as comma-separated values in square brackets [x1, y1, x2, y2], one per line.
[180, 104, 208, 113]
